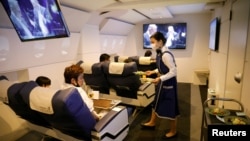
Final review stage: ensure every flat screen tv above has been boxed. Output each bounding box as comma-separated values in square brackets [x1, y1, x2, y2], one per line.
[209, 17, 220, 51]
[1, 0, 70, 42]
[143, 23, 187, 49]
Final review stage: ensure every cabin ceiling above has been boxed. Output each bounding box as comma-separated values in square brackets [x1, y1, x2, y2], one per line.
[59, 0, 225, 24]
[0, 0, 225, 31]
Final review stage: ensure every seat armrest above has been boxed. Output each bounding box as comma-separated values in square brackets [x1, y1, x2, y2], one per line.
[94, 106, 126, 132]
[139, 82, 151, 91]
[137, 83, 155, 98]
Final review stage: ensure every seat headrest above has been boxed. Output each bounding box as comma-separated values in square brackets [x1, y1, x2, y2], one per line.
[139, 57, 151, 65]
[106, 62, 137, 76]
[83, 62, 104, 75]
[118, 56, 129, 62]
[114, 56, 129, 62]
[29, 87, 58, 114]
[82, 62, 95, 74]
[109, 62, 125, 74]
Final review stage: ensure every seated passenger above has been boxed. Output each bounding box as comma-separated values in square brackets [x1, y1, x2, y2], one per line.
[99, 53, 110, 62]
[144, 50, 152, 57]
[61, 64, 100, 121]
[35, 76, 51, 87]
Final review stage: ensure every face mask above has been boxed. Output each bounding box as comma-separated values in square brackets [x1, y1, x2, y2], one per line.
[151, 43, 157, 51]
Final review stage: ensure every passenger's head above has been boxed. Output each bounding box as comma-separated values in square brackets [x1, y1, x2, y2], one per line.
[64, 64, 84, 87]
[124, 58, 133, 63]
[144, 50, 152, 57]
[150, 31, 166, 50]
[99, 53, 110, 62]
[35, 76, 51, 87]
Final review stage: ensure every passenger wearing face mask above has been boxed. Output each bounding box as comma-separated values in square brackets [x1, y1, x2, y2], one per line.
[61, 64, 100, 121]
[141, 32, 180, 139]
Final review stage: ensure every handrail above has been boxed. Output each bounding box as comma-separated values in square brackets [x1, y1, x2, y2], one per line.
[200, 97, 244, 141]
[203, 97, 244, 112]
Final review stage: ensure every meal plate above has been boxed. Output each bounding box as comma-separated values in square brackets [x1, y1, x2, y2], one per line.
[223, 116, 250, 125]
[134, 71, 145, 75]
[93, 98, 121, 110]
[205, 107, 230, 116]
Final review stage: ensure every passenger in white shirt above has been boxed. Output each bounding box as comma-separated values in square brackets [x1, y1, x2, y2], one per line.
[61, 64, 99, 121]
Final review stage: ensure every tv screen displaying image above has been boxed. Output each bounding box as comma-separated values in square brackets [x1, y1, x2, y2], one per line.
[1, 0, 70, 42]
[209, 17, 220, 51]
[143, 23, 187, 49]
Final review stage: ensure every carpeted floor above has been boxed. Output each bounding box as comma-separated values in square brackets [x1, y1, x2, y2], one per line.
[124, 83, 191, 141]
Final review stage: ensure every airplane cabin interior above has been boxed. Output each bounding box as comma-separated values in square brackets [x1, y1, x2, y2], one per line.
[1, 0, 250, 141]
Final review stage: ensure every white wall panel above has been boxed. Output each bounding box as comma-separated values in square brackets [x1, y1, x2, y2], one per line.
[100, 19, 134, 35]
[241, 61, 250, 116]
[0, 28, 80, 73]
[79, 24, 101, 63]
[100, 35, 127, 55]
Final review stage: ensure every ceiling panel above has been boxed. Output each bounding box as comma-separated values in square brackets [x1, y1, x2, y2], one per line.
[100, 18, 134, 35]
[136, 7, 173, 19]
[61, 6, 91, 32]
[117, 10, 149, 24]
[168, 3, 208, 15]
[59, 0, 116, 11]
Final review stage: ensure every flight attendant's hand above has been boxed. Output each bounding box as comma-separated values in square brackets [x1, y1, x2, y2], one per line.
[145, 70, 155, 76]
[152, 77, 160, 84]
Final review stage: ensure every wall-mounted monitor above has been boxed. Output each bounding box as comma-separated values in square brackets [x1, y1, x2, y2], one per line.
[209, 17, 220, 51]
[1, 0, 70, 42]
[143, 23, 187, 49]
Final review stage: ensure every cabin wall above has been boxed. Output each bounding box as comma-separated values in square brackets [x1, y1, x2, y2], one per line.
[1, 12, 212, 86]
[0, 28, 80, 89]
[209, 0, 250, 116]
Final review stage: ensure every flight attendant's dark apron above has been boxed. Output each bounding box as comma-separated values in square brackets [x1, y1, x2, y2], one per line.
[153, 51, 180, 119]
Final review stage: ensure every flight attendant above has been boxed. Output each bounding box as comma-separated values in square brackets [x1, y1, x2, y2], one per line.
[141, 31, 180, 139]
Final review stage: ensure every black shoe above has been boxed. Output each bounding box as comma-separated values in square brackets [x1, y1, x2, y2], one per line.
[140, 123, 155, 130]
[161, 133, 177, 139]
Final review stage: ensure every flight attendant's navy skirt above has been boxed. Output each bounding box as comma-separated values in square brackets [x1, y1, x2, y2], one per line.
[152, 80, 180, 120]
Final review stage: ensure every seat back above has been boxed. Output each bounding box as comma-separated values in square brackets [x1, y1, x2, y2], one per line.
[129, 56, 157, 78]
[114, 55, 129, 62]
[0, 77, 51, 128]
[19, 81, 96, 141]
[129, 56, 157, 71]
[103, 62, 142, 99]
[82, 62, 110, 94]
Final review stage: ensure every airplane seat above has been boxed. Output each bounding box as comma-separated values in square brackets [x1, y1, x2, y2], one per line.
[114, 55, 129, 62]
[129, 56, 157, 78]
[82, 62, 110, 94]
[0, 77, 51, 128]
[19, 81, 129, 141]
[19, 81, 96, 141]
[102, 62, 156, 108]
[103, 61, 141, 99]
